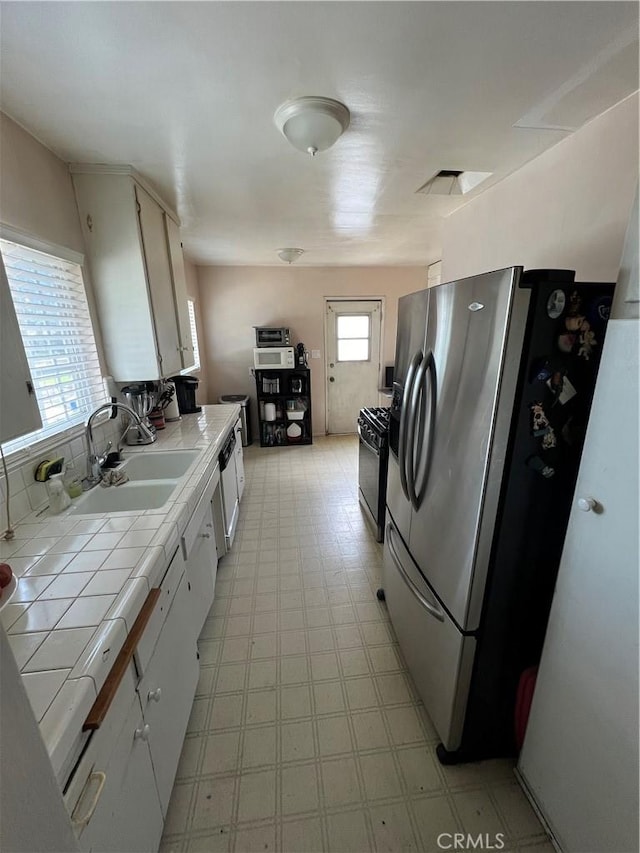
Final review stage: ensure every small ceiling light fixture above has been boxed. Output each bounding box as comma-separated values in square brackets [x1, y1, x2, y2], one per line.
[277, 247, 305, 264]
[274, 96, 350, 157]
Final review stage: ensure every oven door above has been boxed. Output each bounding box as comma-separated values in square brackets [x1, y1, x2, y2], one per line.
[358, 425, 382, 538]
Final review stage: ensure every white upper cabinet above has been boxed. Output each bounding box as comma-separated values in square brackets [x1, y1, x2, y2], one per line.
[0, 254, 42, 443]
[71, 166, 194, 381]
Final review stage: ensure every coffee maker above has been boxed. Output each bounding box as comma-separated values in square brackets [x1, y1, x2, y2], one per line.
[170, 376, 202, 414]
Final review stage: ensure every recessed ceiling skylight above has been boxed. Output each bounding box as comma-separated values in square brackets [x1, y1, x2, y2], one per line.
[416, 170, 493, 196]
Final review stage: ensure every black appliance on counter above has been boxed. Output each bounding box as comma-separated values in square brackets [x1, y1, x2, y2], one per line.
[357, 406, 390, 542]
[169, 375, 201, 414]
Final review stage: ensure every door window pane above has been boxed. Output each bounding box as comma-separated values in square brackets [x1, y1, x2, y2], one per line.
[338, 339, 369, 361]
[337, 314, 369, 339]
[336, 313, 370, 362]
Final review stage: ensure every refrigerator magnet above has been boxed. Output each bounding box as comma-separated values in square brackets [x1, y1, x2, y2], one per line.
[546, 374, 577, 406]
[546, 289, 566, 319]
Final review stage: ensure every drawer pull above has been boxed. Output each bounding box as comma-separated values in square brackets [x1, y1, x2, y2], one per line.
[148, 687, 162, 703]
[200, 532, 212, 539]
[134, 724, 151, 742]
[71, 771, 106, 830]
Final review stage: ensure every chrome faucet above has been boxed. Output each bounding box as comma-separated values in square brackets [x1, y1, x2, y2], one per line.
[84, 402, 155, 486]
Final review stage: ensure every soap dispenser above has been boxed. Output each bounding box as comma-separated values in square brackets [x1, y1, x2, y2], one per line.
[47, 473, 71, 514]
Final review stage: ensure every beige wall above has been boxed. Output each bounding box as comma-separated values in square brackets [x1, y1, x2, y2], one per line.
[183, 257, 210, 404]
[196, 266, 426, 435]
[0, 113, 85, 253]
[441, 94, 638, 289]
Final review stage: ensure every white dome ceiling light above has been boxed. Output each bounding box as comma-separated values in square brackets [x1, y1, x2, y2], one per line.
[274, 96, 350, 157]
[277, 247, 305, 264]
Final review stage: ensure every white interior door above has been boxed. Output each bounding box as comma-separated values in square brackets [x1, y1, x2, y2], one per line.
[325, 299, 382, 434]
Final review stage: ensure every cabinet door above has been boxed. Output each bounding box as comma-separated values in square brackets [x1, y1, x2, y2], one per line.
[234, 420, 245, 502]
[0, 255, 41, 442]
[135, 185, 182, 377]
[184, 501, 218, 637]
[74, 692, 163, 853]
[139, 572, 199, 816]
[164, 215, 194, 370]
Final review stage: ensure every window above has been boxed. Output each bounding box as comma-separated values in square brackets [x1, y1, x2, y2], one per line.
[1, 238, 106, 453]
[336, 314, 370, 361]
[186, 298, 201, 370]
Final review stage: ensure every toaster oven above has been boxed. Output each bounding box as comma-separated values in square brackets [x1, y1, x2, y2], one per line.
[255, 327, 290, 347]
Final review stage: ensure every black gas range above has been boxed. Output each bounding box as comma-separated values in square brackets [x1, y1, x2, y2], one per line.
[357, 406, 390, 542]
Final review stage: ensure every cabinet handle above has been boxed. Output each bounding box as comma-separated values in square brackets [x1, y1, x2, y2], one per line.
[71, 771, 106, 830]
[200, 532, 212, 539]
[206, 522, 213, 528]
[148, 687, 162, 703]
[134, 724, 151, 741]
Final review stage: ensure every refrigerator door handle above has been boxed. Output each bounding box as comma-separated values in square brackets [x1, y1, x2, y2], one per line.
[406, 350, 436, 511]
[399, 351, 423, 502]
[387, 523, 445, 623]
[412, 351, 437, 510]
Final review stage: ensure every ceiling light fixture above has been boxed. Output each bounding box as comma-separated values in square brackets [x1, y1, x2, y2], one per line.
[274, 96, 350, 157]
[277, 248, 305, 264]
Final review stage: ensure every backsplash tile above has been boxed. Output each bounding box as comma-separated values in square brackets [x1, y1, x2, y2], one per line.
[0, 417, 121, 529]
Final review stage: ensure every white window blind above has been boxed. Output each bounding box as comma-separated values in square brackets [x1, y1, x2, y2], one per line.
[1, 239, 107, 452]
[187, 298, 201, 370]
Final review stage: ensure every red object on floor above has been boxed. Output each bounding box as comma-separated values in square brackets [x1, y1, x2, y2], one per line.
[515, 666, 539, 750]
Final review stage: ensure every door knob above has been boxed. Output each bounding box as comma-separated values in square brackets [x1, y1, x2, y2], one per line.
[329, 377, 335, 382]
[134, 724, 151, 741]
[577, 496, 597, 512]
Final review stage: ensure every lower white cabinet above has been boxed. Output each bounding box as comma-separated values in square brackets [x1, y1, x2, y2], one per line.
[182, 466, 220, 638]
[138, 571, 199, 816]
[234, 418, 245, 502]
[66, 667, 163, 853]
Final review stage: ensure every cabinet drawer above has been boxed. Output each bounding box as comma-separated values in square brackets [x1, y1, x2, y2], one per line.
[135, 546, 185, 675]
[66, 664, 137, 812]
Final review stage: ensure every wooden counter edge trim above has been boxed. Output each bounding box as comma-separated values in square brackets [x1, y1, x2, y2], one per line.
[83, 587, 161, 731]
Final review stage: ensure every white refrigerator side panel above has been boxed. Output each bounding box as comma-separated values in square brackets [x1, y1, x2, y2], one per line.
[518, 319, 639, 853]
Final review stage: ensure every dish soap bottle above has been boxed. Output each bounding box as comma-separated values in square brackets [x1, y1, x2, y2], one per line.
[47, 473, 71, 514]
[63, 459, 83, 499]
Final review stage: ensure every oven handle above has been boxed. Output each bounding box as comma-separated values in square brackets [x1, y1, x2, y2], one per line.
[398, 351, 423, 502]
[358, 424, 380, 457]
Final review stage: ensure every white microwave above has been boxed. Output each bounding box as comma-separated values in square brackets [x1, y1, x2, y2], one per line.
[253, 346, 295, 370]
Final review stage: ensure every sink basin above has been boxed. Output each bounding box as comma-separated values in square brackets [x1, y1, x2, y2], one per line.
[118, 449, 201, 481]
[69, 481, 178, 515]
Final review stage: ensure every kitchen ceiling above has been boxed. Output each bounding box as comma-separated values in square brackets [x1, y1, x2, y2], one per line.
[0, 2, 637, 267]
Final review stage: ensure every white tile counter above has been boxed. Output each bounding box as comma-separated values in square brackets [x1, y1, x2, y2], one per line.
[0, 404, 239, 782]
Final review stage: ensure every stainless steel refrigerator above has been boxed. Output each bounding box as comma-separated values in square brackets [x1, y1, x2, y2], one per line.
[382, 266, 614, 764]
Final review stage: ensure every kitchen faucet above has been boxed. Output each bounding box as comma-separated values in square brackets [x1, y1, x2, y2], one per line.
[84, 402, 155, 486]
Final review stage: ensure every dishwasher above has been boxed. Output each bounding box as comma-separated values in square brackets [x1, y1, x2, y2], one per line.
[219, 427, 239, 549]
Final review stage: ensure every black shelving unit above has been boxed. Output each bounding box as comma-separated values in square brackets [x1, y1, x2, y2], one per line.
[254, 368, 312, 447]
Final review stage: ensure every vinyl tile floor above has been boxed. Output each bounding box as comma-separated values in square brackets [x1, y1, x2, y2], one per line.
[160, 436, 551, 853]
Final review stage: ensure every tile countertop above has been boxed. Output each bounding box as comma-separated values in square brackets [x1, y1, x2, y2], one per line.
[0, 404, 239, 783]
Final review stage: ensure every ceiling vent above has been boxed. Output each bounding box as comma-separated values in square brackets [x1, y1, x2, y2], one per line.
[417, 170, 493, 196]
